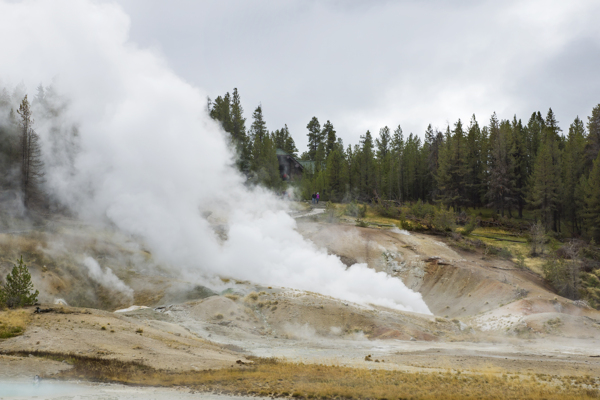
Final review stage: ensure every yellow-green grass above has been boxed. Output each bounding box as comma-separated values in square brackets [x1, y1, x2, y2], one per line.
[10, 351, 600, 399]
[0, 309, 31, 339]
[467, 227, 549, 274]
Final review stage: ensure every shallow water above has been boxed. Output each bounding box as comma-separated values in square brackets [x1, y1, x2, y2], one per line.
[0, 380, 264, 399]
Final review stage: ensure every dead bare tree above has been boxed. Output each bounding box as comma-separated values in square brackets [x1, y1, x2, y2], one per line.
[16, 95, 44, 208]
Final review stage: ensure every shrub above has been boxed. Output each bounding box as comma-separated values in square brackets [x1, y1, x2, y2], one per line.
[325, 201, 337, 222]
[355, 219, 369, 228]
[408, 200, 435, 219]
[1, 256, 39, 309]
[432, 207, 456, 233]
[461, 216, 477, 236]
[530, 222, 546, 256]
[345, 201, 366, 218]
[373, 199, 399, 218]
[543, 254, 581, 300]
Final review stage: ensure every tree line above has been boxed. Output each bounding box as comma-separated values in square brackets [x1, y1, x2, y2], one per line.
[208, 88, 600, 241]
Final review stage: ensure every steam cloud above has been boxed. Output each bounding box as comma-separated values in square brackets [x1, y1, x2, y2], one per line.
[83, 256, 134, 300]
[0, 0, 430, 314]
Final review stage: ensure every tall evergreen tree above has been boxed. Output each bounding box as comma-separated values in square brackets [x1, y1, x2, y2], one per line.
[486, 119, 513, 217]
[230, 88, 250, 172]
[326, 146, 348, 201]
[526, 111, 545, 165]
[562, 116, 587, 234]
[529, 136, 562, 231]
[306, 117, 321, 161]
[465, 115, 483, 207]
[508, 117, 528, 218]
[359, 131, 376, 200]
[209, 92, 233, 133]
[583, 152, 600, 241]
[16, 95, 44, 208]
[586, 104, 600, 165]
[248, 105, 279, 188]
[436, 120, 468, 210]
[375, 126, 392, 199]
[322, 120, 337, 158]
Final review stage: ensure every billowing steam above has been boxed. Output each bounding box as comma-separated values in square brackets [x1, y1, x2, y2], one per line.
[0, 0, 430, 314]
[83, 256, 134, 300]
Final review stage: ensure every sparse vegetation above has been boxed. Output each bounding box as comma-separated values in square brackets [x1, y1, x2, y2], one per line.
[345, 200, 366, 218]
[355, 218, 369, 227]
[0, 309, 31, 339]
[8, 351, 599, 399]
[245, 292, 259, 302]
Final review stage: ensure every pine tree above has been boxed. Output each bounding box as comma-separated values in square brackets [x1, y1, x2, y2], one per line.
[359, 131, 376, 200]
[326, 147, 348, 201]
[486, 119, 513, 217]
[376, 126, 391, 198]
[563, 117, 587, 235]
[529, 138, 561, 231]
[230, 88, 250, 172]
[586, 104, 600, 165]
[273, 124, 298, 157]
[209, 92, 233, 134]
[1, 256, 39, 308]
[423, 125, 443, 202]
[583, 152, 600, 241]
[389, 125, 405, 201]
[465, 115, 483, 207]
[322, 120, 337, 158]
[16, 95, 44, 208]
[436, 120, 468, 210]
[509, 117, 528, 218]
[526, 111, 545, 166]
[306, 117, 321, 161]
[248, 105, 279, 188]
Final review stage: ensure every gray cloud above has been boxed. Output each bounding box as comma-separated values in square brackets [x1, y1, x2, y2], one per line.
[110, 0, 600, 146]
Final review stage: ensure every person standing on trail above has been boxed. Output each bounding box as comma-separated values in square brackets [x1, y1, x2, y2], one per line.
[316, 192, 320, 204]
[312, 193, 316, 204]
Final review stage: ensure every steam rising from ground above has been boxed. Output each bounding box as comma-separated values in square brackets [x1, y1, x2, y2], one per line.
[0, 0, 430, 314]
[83, 257, 134, 300]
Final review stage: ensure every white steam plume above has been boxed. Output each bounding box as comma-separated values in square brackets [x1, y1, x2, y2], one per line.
[0, 0, 430, 314]
[83, 256, 133, 300]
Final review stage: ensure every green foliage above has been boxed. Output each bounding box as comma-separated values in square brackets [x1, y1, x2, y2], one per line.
[515, 251, 527, 269]
[355, 219, 369, 228]
[461, 216, 477, 236]
[306, 117, 321, 161]
[543, 255, 581, 300]
[324, 201, 337, 223]
[432, 207, 456, 232]
[529, 221, 546, 256]
[0, 325, 24, 339]
[406, 200, 436, 220]
[1, 256, 39, 308]
[344, 201, 366, 218]
[373, 199, 399, 218]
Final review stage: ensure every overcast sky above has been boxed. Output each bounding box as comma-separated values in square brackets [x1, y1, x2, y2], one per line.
[114, 0, 600, 152]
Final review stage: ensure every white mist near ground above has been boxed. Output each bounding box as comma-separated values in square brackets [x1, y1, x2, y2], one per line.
[83, 256, 134, 300]
[0, 0, 430, 314]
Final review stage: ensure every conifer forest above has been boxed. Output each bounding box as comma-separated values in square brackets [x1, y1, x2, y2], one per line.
[209, 88, 600, 242]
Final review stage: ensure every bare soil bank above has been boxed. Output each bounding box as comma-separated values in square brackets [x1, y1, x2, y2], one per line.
[2, 217, 600, 397]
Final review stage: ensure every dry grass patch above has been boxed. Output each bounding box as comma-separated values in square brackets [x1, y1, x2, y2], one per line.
[9, 351, 600, 399]
[0, 309, 32, 339]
